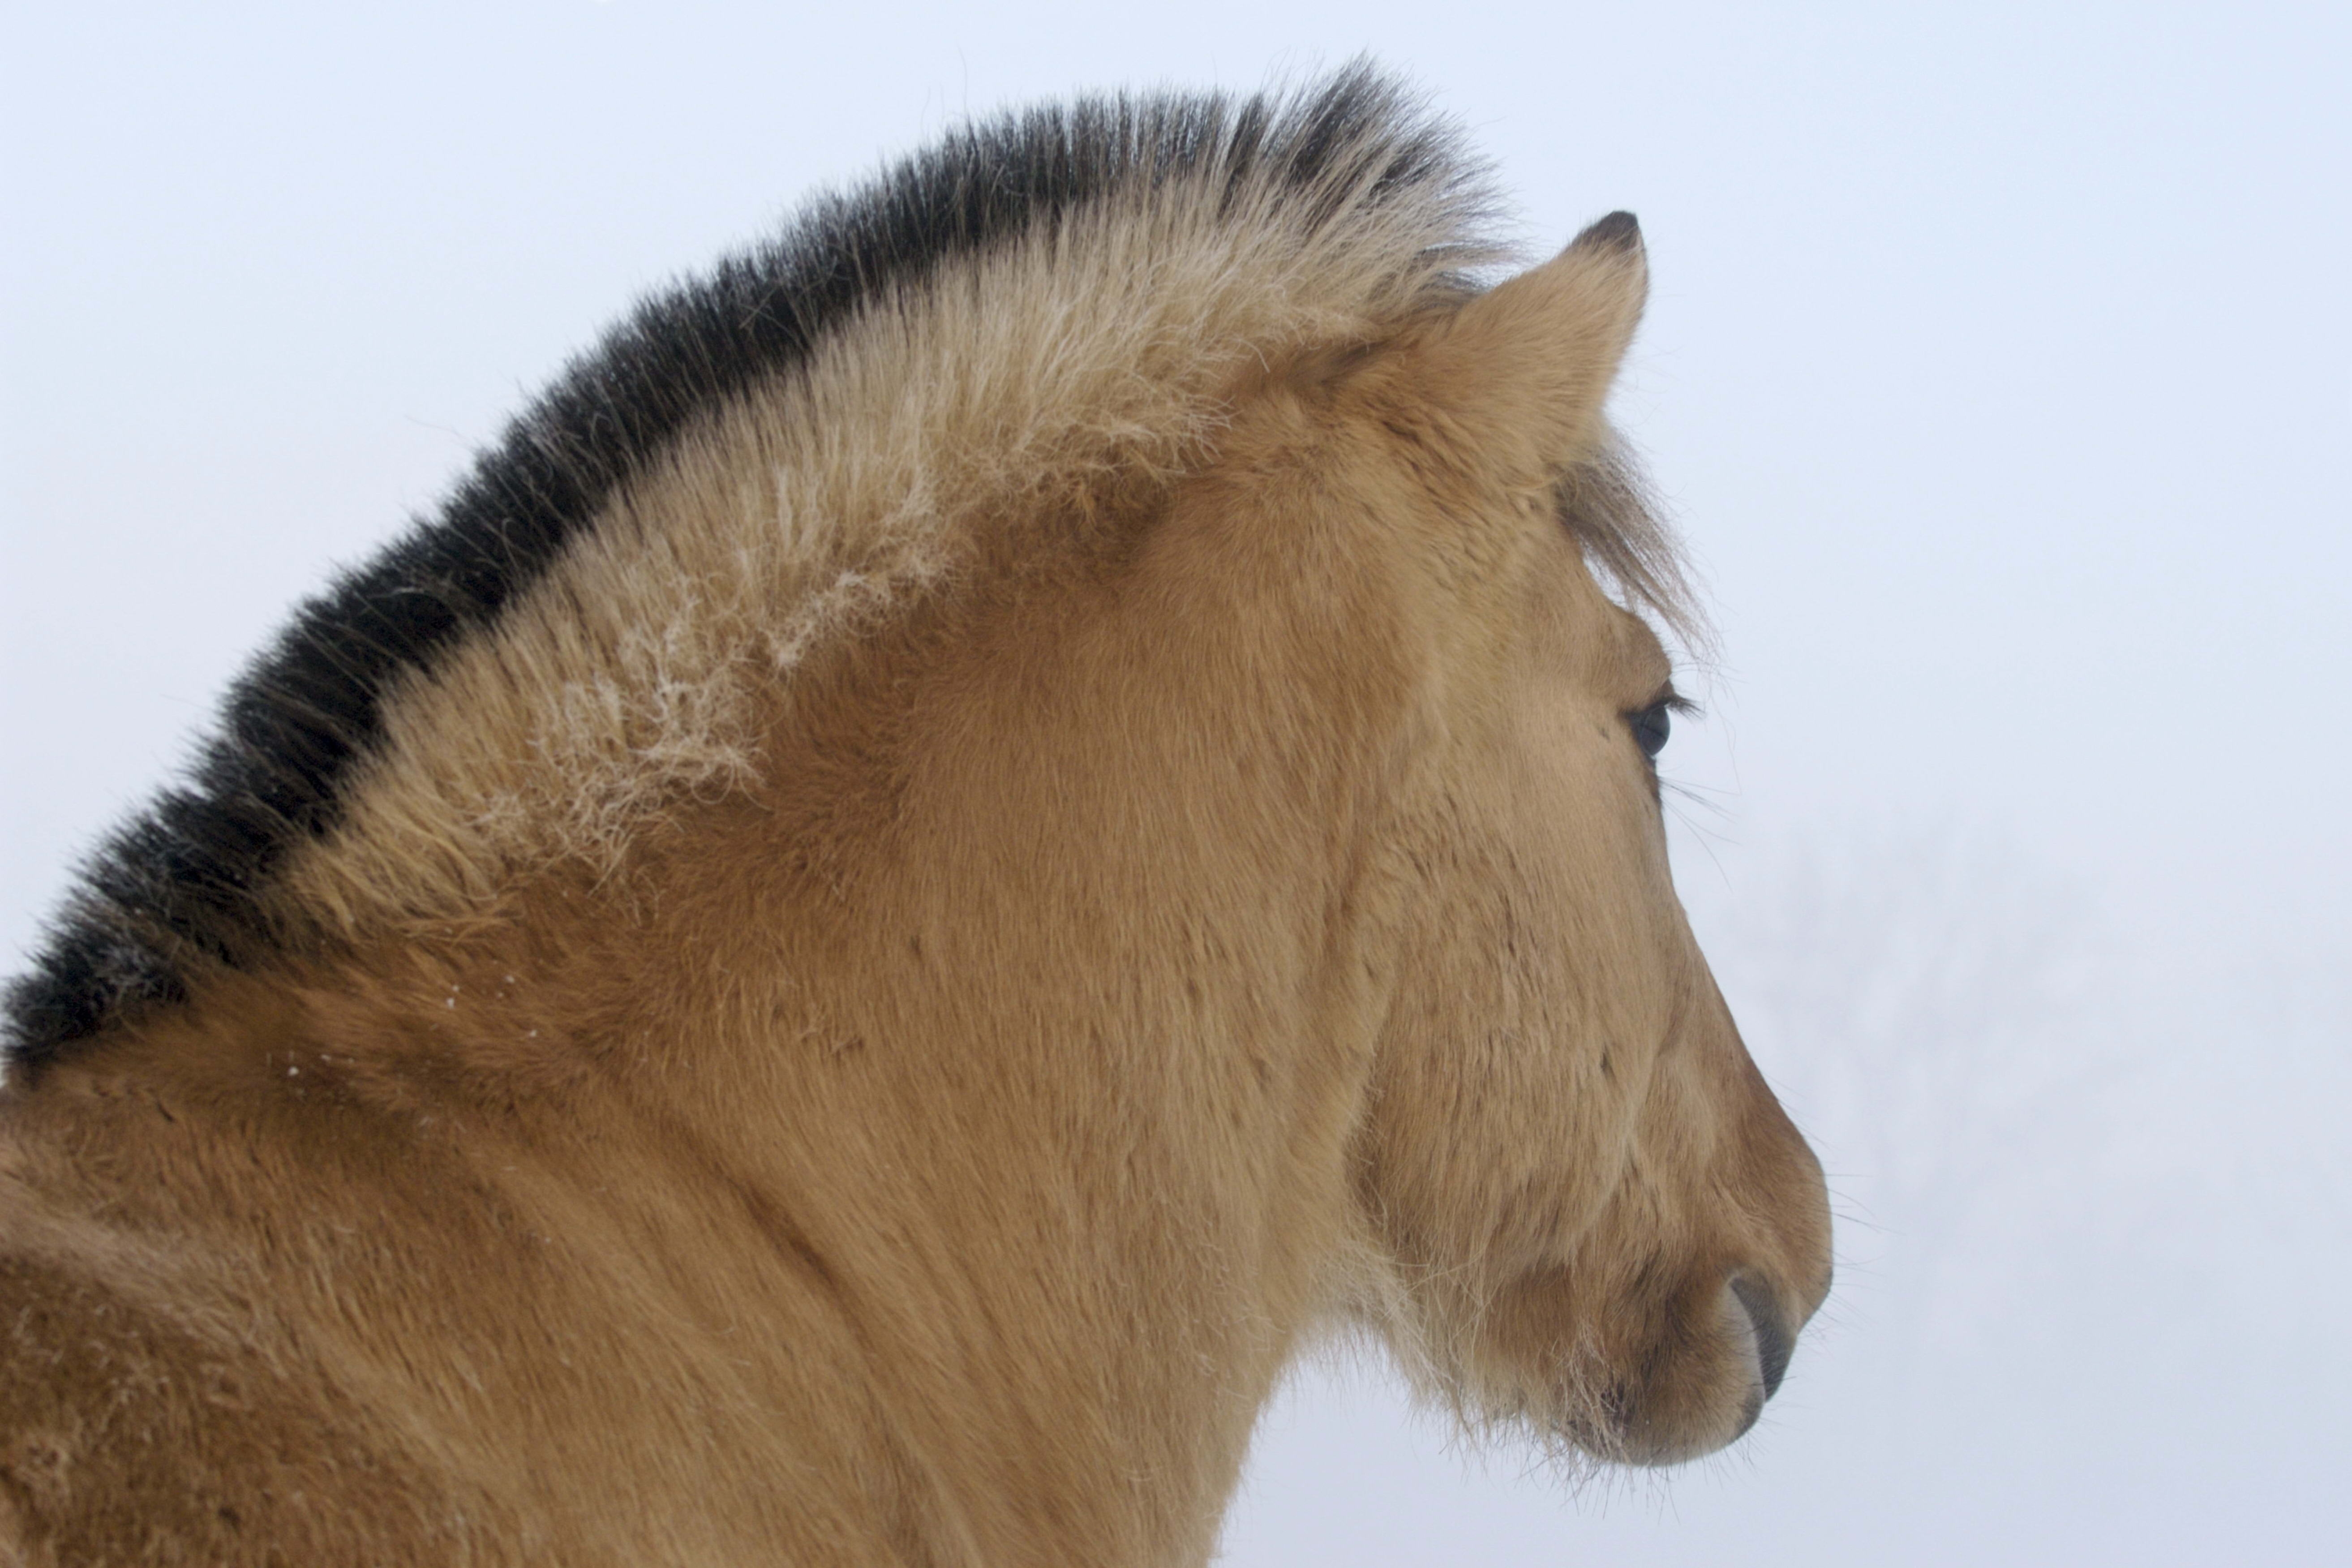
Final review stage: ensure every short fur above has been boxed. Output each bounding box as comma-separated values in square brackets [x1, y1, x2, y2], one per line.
[0, 69, 1829, 1566]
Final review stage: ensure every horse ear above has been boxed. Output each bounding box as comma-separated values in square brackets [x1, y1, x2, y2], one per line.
[1410, 211, 1649, 471]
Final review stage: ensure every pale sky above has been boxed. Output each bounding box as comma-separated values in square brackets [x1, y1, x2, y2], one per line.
[5, 4, 2347, 1561]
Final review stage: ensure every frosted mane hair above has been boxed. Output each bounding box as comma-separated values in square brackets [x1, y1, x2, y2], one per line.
[4, 65, 1691, 1071]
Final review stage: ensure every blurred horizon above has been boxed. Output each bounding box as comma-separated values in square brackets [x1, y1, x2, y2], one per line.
[5, 3, 2346, 1561]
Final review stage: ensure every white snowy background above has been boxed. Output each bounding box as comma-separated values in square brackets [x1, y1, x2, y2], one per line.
[5, 4, 2345, 1562]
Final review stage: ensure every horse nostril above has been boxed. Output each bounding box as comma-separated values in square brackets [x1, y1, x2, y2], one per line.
[1728, 1275, 1794, 1400]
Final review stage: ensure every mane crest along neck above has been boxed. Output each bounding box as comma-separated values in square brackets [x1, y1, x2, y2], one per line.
[5, 65, 1502, 1072]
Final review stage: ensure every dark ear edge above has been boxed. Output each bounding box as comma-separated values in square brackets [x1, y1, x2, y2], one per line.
[1571, 210, 1643, 256]
[1281, 213, 1644, 408]
[1375, 213, 1650, 479]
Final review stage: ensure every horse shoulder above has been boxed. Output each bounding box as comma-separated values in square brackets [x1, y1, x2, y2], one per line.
[0, 1063, 491, 1564]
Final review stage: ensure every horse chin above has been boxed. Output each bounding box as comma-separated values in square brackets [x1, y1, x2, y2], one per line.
[1475, 1268, 1798, 1469]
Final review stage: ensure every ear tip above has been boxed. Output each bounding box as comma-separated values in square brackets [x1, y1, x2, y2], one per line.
[1572, 210, 1643, 254]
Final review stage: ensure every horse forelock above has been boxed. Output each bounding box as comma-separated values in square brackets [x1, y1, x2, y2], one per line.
[2, 64, 1697, 1072]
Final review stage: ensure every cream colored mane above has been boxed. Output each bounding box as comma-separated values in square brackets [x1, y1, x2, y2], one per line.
[279, 107, 1513, 937]
[8, 69, 1695, 1066]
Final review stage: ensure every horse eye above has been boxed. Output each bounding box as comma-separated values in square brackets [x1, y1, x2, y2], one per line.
[1628, 701, 1672, 760]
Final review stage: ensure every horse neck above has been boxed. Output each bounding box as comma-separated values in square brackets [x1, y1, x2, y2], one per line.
[261, 599, 1387, 1561]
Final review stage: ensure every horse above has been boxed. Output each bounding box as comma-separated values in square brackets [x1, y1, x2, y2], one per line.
[0, 67, 1831, 1566]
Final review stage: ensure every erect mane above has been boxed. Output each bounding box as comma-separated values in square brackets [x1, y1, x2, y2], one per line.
[4, 66, 1514, 1071]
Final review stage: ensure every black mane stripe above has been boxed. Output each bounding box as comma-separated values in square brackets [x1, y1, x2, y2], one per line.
[4, 64, 1476, 1071]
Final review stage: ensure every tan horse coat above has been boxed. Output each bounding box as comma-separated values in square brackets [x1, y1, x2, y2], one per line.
[0, 73, 1829, 1565]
